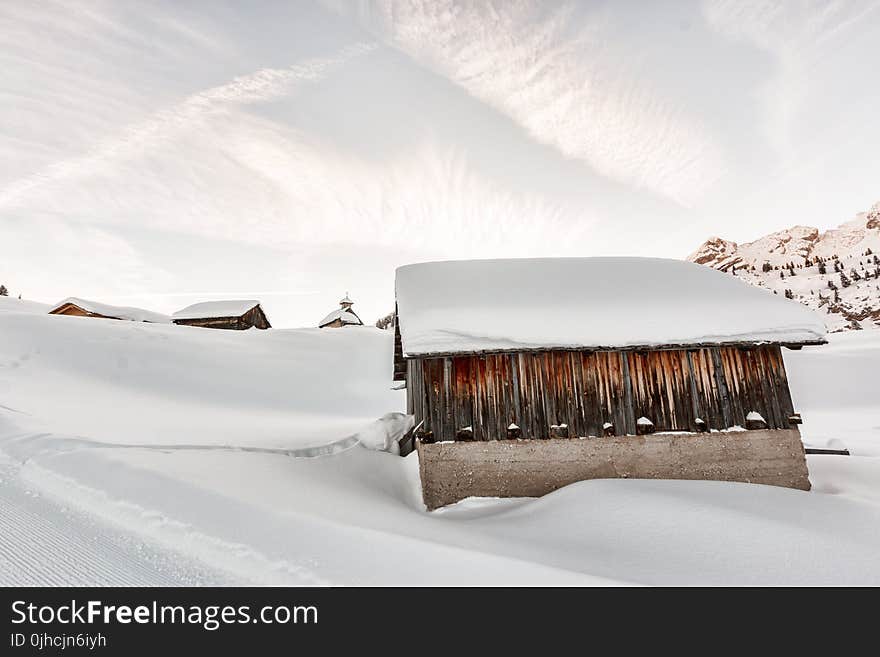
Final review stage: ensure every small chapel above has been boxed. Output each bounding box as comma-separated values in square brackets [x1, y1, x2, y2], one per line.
[318, 293, 364, 329]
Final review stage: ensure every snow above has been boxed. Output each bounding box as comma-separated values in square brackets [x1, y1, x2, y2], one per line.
[0, 453, 225, 585]
[395, 257, 827, 356]
[0, 305, 878, 585]
[49, 297, 171, 323]
[351, 413, 414, 456]
[0, 312, 400, 448]
[785, 330, 880, 456]
[318, 308, 362, 327]
[0, 296, 51, 315]
[746, 411, 765, 422]
[637, 416, 653, 426]
[172, 299, 262, 320]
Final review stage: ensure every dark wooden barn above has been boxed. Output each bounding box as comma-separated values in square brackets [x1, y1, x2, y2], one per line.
[393, 258, 827, 509]
[172, 300, 271, 330]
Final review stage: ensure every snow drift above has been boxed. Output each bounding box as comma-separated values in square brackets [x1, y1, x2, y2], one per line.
[0, 311, 402, 448]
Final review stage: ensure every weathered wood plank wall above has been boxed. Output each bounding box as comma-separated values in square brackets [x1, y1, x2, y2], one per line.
[406, 345, 795, 442]
[393, 305, 406, 381]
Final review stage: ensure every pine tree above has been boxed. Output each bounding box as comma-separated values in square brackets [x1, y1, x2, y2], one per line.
[818, 261, 827, 275]
[0, 285, 7, 296]
[375, 312, 395, 330]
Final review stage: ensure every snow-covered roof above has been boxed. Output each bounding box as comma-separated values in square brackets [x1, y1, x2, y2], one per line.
[319, 308, 363, 327]
[49, 297, 171, 323]
[395, 257, 827, 356]
[172, 300, 261, 320]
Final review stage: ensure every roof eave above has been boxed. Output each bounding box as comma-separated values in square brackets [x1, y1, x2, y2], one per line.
[173, 315, 243, 322]
[401, 338, 828, 359]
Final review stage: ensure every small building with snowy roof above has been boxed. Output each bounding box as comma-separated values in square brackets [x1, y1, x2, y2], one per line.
[49, 298, 170, 324]
[393, 257, 826, 509]
[318, 293, 364, 329]
[172, 300, 270, 330]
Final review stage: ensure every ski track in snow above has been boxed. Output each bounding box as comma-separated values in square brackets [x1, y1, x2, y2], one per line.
[5, 442, 604, 586]
[0, 458, 233, 586]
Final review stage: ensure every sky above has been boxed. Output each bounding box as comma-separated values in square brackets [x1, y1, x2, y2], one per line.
[1, 0, 878, 327]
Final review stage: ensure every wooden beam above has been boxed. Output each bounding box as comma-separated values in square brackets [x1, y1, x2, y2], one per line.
[804, 448, 849, 456]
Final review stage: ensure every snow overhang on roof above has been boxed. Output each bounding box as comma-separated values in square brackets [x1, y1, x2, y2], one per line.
[394, 257, 828, 357]
[172, 300, 260, 320]
[50, 297, 171, 324]
[319, 308, 362, 327]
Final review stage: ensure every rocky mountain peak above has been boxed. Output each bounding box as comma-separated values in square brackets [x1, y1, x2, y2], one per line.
[688, 202, 880, 332]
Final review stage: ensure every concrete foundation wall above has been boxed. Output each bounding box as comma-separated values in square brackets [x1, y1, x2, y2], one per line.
[417, 429, 810, 510]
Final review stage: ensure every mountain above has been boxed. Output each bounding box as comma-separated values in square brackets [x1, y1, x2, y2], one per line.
[688, 202, 880, 332]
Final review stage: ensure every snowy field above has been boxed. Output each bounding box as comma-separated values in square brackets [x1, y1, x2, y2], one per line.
[1, 296, 879, 585]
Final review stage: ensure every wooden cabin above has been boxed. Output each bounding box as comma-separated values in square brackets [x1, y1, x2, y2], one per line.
[394, 258, 827, 509]
[172, 300, 271, 330]
[318, 293, 364, 328]
[49, 298, 170, 323]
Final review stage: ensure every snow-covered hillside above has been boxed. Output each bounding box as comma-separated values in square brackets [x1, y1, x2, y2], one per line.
[688, 202, 880, 331]
[0, 308, 879, 584]
[0, 295, 51, 315]
[0, 311, 402, 449]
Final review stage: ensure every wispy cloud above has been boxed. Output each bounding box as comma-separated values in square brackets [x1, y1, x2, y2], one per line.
[0, 42, 377, 210]
[323, 0, 727, 207]
[4, 1, 878, 325]
[701, 0, 879, 162]
[112, 290, 321, 299]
